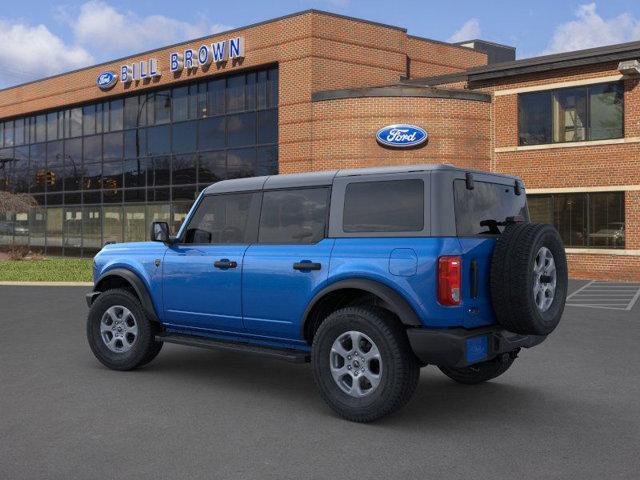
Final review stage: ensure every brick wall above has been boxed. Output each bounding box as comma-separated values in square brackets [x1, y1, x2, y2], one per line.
[300, 95, 491, 173]
[406, 37, 487, 79]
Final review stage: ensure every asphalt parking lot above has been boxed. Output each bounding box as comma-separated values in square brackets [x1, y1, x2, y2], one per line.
[1, 281, 639, 480]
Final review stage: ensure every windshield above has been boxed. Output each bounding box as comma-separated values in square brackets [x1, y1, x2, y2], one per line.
[454, 179, 529, 235]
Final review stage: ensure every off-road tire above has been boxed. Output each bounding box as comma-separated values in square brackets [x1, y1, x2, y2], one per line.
[439, 354, 516, 385]
[490, 223, 568, 335]
[87, 288, 162, 370]
[312, 306, 420, 423]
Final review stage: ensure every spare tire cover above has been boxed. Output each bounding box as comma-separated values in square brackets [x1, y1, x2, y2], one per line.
[490, 223, 568, 335]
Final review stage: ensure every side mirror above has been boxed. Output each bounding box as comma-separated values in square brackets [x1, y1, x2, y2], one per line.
[151, 222, 170, 243]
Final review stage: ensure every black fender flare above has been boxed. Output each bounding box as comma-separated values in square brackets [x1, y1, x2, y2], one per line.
[93, 268, 160, 322]
[301, 278, 422, 336]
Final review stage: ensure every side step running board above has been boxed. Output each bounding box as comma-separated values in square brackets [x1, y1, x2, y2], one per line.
[156, 333, 310, 363]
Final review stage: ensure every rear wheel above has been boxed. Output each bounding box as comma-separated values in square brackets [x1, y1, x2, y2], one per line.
[86, 289, 163, 370]
[439, 353, 516, 385]
[312, 306, 419, 423]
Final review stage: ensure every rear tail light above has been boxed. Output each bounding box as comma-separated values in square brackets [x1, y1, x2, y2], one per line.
[438, 256, 461, 306]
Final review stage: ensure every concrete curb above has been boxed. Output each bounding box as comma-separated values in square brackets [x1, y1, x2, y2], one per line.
[0, 281, 93, 287]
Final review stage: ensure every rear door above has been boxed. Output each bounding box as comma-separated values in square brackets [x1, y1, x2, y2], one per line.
[453, 178, 529, 327]
[242, 187, 333, 340]
[162, 192, 260, 333]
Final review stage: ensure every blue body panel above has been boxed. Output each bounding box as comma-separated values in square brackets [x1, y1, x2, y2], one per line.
[92, 236, 499, 349]
[242, 239, 334, 341]
[93, 242, 167, 318]
[162, 244, 248, 332]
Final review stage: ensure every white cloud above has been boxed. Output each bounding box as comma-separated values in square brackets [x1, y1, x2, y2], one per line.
[448, 18, 481, 43]
[0, 20, 93, 88]
[71, 1, 232, 55]
[0, 1, 233, 88]
[542, 3, 640, 54]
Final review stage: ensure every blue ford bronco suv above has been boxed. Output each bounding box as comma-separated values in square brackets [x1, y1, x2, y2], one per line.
[86, 164, 568, 422]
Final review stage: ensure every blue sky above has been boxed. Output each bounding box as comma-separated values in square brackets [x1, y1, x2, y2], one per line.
[2, 1, 640, 88]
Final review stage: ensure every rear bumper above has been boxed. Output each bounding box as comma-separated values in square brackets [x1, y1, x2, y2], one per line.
[406, 326, 546, 368]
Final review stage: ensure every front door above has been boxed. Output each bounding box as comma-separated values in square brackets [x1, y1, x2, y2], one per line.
[162, 192, 260, 333]
[242, 187, 333, 340]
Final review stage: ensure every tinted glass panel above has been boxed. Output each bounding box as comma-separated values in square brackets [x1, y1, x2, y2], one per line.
[172, 121, 197, 153]
[259, 188, 329, 244]
[227, 112, 256, 147]
[257, 109, 277, 144]
[103, 132, 123, 160]
[198, 117, 225, 150]
[528, 192, 625, 249]
[590, 83, 624, 141]
[454, 180, 529, 235]
[110, 100, 124, 131]
[172, 154, 197, 185]
[226, 75, 245, 113]
[343, 180, 424, 233]
[184, 193, 256, 244]
[198, 151, 226, 184]
[518, 91, 551, 145]
[519, 82, 623, 145]
[147, 125, 171, 155]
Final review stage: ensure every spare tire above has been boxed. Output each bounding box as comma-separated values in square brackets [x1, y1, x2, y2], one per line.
[490, 223, 568, 335]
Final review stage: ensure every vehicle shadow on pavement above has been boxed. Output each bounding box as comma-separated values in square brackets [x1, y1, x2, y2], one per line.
[121, 344, 626, 434]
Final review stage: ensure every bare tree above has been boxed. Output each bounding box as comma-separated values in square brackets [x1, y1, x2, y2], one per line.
[0, 191, 37, 215]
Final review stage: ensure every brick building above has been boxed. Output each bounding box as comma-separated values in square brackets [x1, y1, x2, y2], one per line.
[0, 10, 637, 280]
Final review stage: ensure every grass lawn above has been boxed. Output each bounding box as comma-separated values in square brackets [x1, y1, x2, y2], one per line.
[0, 258, 93, 282]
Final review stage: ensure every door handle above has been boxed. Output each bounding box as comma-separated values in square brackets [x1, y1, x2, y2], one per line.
[214, 259, 238, 269]
[293, 261, 321, 271]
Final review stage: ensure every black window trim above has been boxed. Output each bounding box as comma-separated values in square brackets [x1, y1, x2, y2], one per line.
[517, 80, 625, 146]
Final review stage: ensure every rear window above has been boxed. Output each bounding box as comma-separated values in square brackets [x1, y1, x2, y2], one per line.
[343, 179, 424, 233]
[454, 179, 528, 235]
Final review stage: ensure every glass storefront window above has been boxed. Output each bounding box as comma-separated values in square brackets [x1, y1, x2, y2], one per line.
[64, 207, 83, 254]
[528, 192, 625, 248]
[82, 206, 102, 253]
[0, 66, 278, 255]
[124, 205, 146, 242]
[29, 207, 46, 250]
[103, 206, 122, 244]
[519, 82, 623, 145]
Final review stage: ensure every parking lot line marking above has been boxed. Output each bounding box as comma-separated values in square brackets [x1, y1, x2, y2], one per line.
[565, 304, 628, 310]
[566, 280, 595, 301]
[625, 286, 640, 311]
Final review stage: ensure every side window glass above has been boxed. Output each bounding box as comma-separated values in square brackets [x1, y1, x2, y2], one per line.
[259, 188, 329, 244]
[183, 193, 256, 244]
[343, 179, 424, 233]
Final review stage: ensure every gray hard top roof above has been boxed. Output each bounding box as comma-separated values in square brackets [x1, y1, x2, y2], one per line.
[202, 163, 521, 194]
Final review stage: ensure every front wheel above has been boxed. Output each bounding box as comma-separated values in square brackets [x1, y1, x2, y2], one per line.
[312, 307, 419, 423]
[86, 288, 163, 371]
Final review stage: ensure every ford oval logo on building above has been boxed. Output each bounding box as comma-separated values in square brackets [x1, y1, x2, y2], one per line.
[376, 124, 428, 148]
[96, 71, 118, 90]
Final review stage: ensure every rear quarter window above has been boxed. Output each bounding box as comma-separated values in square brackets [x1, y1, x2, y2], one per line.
[343, 179, 424, 233]
[454, 179, 528, 235]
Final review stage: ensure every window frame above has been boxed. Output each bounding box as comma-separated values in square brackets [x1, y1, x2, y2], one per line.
[256, 186, 331, 245]
[517, 81, 624, 146]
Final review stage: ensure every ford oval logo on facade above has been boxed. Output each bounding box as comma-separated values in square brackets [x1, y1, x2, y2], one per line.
[376, 124, 428, 148]
[96, 71, 118, 90]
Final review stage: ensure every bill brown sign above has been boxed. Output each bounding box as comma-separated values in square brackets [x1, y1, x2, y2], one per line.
[97, 36, 245, 89]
